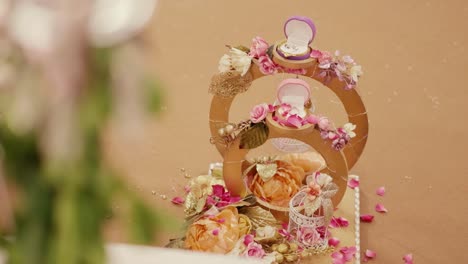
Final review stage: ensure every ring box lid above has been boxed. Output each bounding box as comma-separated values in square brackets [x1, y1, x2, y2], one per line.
[280, 16, 316, 55]
[277, 79, 310, 117]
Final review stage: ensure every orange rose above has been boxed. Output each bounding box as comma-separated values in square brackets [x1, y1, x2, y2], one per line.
[185, 207, 249, 253]
[247, 160, 305, 207]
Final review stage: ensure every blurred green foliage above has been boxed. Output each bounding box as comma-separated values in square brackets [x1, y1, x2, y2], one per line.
[0, 47, 169, 264]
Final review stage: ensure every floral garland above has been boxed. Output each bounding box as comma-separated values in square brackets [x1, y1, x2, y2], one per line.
[211, 36, 363, 97]
[210, 103, 356, 151]
[167, 156, 343, 263]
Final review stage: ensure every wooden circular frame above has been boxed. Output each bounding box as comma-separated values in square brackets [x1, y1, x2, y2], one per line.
[209, 42, 368, 206]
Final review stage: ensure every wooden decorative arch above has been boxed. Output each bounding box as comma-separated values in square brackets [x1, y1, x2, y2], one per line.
[209, 42, 368, 206]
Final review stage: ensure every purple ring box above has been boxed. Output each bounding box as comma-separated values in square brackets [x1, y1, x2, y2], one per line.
[277, 16, 316, 60]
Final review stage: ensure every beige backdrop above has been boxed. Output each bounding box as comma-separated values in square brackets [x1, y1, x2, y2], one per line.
[105, 0, 468, 263]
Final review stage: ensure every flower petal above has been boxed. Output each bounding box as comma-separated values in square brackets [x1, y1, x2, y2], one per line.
[360, 214, 374, 223]
[171, 196, 185, 205]
[376, 186, 385, 196]
[329, 216, 349, 228]
[365, 249, 377, 259]
[328, 237, 340, 247]
[286, 115, 303, 128]
[347, 178, 359, 189]
[331, 252, 345, 264]
[403, 253, 413, 264]
[375, 203, 388, 213]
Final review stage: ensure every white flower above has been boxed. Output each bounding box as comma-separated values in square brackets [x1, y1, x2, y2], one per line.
[349, 65, 363, 82]
[343, 122, 357, 138]
[316, 173, 333, 187]
[256, 226, 277, 239]
[218, 54, 231, 73]
[217, 48, 252, 76]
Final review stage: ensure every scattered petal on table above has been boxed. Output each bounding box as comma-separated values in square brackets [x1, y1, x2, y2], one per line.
[376, 186, 385, 196]
[360, 214, 375, 223]
[375, 203, 388, 213]
[331, 252, 345, 264]
[171, 196, 185, 205]
[340, 246, 357, 261]
[365, 249, 376, 261]
[403, 253, 413, 264]
[348, 178, 360, 189]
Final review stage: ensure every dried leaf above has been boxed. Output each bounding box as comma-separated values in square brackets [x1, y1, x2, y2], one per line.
[239, 206, 278, 229]
[234, 45, 250, 53]
[165, 237, 185, 249]
[240, 122, 268, 149]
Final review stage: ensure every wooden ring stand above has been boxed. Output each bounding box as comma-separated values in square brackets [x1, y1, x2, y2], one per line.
[209, 41, 368, 206]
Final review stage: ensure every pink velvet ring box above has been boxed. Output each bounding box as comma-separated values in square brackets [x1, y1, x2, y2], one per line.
[276, 16, 316, 60]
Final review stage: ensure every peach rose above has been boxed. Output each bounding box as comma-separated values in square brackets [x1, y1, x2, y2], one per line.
[247, 160, 305, 207]
[185, 207, 249, 253]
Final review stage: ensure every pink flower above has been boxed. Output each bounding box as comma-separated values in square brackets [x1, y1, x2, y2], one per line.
[212, 229, 219, 236]
[363, 249, 376, 262]
[250, 103, 269, 123]
[206, 185, 241, 208]
[329, 217, 349, 228]
[267, 104, 275, 113]
[304, 182, 321, 200]
[360, 214, 374, 223]
[403, 253, 413, 264]
[297, 226, 321, 247]
[328, 237, 340, 247]
[317, 51, 333, 69]
[318, 116, 330, 130]
[310, 49, 323, 59]
[347, 178, 359, 189]
[243, 234, 254, 246]
[376, 186, 385, 196]
[171, 196, 185, 205]
[278, 223, 293, 241]
[242, 241, 265, 258]
[332, 138, 347, 150]
[375, 203, 388, 213]
[340, 246, 357, 261]
[257, 55, 278, 75]
[249, 36, 269, 58]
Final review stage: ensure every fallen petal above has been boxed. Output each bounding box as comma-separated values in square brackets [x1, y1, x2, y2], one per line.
[171, 196, 185, 205]
[328, 237, 340, 247]
[340, 246, 357, 261]
[360, 214, 374, 223]
[348, 178, 359, 189]
[329, 216, 349, 228]
[331, 252, 345, 264]
[403, 253, 413, 264]
[375, 203, 388, 213]
[365, 249, 377, 259]
[376, 186, 385, 196]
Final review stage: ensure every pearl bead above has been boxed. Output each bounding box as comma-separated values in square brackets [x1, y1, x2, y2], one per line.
[218, 128, 226, 136]
[225, 124, 234, 134]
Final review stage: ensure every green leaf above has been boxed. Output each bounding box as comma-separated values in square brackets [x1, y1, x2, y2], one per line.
[240, 122, 268, 149]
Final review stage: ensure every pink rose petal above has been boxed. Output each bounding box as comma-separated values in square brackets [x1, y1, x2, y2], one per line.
[376, 186, 385, 196]
[375, 203, 388, 213]
[171, 196, 185, 205]
[331, 252, 345, 264]
[329, 216, 349, 228]
[360, 214, 374, 223]
[212, 229, 219, 236]
[243, 234, 254, 246]
[347, 178, 359, 189]
[286, 115, 303, 128]
[340, 246, 357, 261]
[328, 237, 340, 247]
[403, 253, 413, 264]
[365, 249, 376, 261]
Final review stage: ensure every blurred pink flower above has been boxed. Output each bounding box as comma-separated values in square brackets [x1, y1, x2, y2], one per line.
[249, 36, 269, 58]
[242, 241, 265, 258]
[403, 253, 413, 264]
[250, 103, 269, 123]
[257, 55, 277, 75]
[360, 214, 374, 223]
[297, 226, 321, 247]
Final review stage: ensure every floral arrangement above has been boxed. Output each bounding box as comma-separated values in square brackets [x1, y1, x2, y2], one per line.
[211, 36, 363, 98]
[210, 102, 356, 151]
[167, 154, 352, 263]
